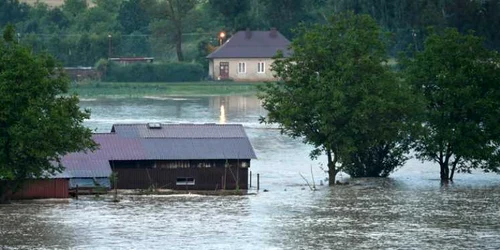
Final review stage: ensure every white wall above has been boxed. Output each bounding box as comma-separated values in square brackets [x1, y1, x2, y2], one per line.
[211, 58, 277, 81]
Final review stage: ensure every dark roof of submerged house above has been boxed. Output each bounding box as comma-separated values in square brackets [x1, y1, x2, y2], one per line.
[55, 123, 257, 179]
[206, 29, 291, 59]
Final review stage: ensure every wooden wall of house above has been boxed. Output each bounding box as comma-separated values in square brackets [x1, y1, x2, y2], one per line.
[111, 160, 250, 190]
[8, 179, 70, 200]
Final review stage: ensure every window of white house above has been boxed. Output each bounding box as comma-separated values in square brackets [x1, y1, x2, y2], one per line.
[238, 62, 246, 73]
[257, 62, 265, 73]
[176, 177, 195, 185]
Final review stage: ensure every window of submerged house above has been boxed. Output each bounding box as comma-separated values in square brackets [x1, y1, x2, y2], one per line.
[176, 177, 195, 185]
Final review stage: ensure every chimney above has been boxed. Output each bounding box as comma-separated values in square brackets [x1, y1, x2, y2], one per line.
[270, 28, 277, 38]
[245, 28, 252, 39]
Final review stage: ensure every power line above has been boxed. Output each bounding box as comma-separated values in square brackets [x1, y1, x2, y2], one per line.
[17, 32, 214, 37]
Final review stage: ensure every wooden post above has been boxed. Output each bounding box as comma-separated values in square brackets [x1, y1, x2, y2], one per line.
[224, 160, 228, 190]
[249, 171, 252, 188]
[257, 173, 260, 191]
[113, 173, 118, 202]
[75, 185, 79, 200]
[236, 158, 240, 190]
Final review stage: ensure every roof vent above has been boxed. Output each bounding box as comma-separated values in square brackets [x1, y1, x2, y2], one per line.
[270, 28, 277, 38]
[245, 28, 252, 39]
[147, 123, 162, 129]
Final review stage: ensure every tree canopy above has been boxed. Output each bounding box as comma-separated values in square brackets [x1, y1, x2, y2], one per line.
[0, 25, 97, 202]
[150, 0, 197, 62]
[259, 12, 419, 184]
[402, 28, 500, 181]
[0, 0, 29, 27]
[1, 0, 499, 67]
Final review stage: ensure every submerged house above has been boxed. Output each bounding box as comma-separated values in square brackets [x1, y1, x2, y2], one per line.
[6, 151, 111, 200]
[65, 123, 256, 190]
[108, 123, 256, 190]
[7, 123, 256, 199]
[206, 28, 291, 81]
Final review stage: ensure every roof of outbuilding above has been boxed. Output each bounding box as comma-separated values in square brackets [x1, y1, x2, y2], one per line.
[206, 30, 291, 59]
[111, 123, 250, 138]
[57, 124, 257, 178]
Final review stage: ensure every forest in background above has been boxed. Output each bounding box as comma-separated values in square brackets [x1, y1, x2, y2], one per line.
[1, 0, 500, 68]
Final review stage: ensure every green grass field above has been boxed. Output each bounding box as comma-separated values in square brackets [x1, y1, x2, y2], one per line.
[70, 81, 264, 98]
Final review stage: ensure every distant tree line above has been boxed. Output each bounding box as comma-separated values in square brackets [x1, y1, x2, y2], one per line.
[97, 60, 205, 82]
[1, 0, 500, 67]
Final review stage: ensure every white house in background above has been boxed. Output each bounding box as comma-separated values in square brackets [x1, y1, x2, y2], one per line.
[206, 28, 291, 82]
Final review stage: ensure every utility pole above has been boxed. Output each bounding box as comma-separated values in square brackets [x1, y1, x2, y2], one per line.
[108, 34, 112, 59]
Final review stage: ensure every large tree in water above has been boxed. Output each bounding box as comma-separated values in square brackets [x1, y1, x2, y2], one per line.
[259, 12, 419, 184]
[403, 28, 500, 182]
[0, 25, 96, 203]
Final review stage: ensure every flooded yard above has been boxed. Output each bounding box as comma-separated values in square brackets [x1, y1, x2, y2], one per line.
[1, 95, 500, 249]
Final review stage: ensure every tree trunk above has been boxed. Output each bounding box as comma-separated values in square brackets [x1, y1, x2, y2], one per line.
[175, 28, 184, 62]
[449, 157, 460, 181]
[327, 150, 337, 185]
[439, 162, 450, 182]
[0, 193, 7, 204]
[0, 184, 9, 204]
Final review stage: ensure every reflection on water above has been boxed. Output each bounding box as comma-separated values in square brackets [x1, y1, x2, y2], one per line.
[80, 96, 265, 131]
[220, 104, 226, 124]
[1, 95, 500, 249]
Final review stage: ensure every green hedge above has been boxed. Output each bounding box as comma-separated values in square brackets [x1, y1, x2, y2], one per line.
[101, 61, 205, 82]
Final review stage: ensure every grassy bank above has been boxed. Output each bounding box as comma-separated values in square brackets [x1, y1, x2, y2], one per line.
[70, 81, 264, 97]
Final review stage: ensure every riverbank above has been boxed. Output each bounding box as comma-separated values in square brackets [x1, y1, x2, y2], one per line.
[70, 81, 264, 97]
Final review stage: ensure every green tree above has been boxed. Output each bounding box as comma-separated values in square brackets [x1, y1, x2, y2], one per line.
[151, 0, 197, 62]
[208, 0, 251, 31]
[259, 0, 307, 38]
[0, 0, 30, 27]
[93, 0, 123, 13]
[62, 0, 88, 18]
[47, 7, 70, 29]
[259, 12, 418, 184]
[118, 0, 152, 34]
[403, 28, 500, 182]
[119, 31, 151, 56]
[0, 25, 97, 203]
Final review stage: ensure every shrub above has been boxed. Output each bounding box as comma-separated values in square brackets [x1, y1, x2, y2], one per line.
[103, 61, 205, 82]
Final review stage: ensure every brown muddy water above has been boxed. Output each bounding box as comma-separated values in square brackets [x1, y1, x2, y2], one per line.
[1, 95, 500, 249]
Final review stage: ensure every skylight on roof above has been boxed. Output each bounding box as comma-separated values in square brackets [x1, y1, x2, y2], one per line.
[147, 123, 162, 129]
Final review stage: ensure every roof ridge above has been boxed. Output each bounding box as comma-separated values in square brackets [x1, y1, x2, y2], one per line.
[113, 123, 243, 126]
[112, 123, 148, 126]
[143, 136, 246, 139]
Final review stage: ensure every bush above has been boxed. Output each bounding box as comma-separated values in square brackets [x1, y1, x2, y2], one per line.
[102, 61, 205, 82]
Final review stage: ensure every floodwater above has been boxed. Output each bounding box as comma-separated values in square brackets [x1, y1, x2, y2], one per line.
[1, 95, 500, 249]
